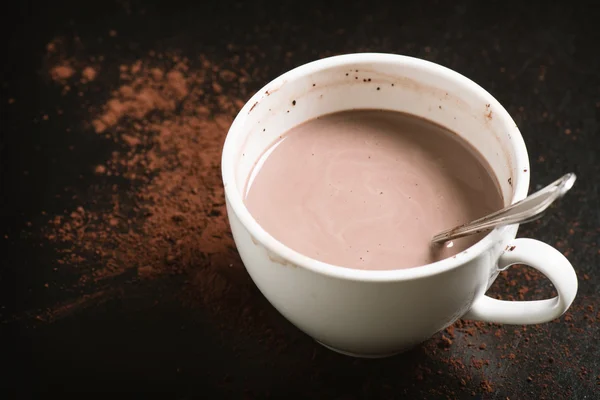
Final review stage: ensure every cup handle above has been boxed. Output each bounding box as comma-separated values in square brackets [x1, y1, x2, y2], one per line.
[464, 238, 578, 325]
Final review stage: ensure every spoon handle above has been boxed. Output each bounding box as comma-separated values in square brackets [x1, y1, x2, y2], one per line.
[431, 173, 577, 244]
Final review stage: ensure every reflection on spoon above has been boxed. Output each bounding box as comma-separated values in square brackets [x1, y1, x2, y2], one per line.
[431, 173, 577, 244]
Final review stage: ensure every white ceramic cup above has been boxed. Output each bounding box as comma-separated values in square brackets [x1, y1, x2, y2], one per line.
[221, 53, 578, 358]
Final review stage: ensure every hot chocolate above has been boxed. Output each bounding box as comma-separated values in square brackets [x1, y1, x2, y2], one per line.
[244, 110, 503, 270]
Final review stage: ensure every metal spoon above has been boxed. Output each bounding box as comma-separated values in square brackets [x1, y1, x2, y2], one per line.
[431, 173, 577, 244]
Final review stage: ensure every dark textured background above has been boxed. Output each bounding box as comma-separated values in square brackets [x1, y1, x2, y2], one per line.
[1, 0, 598, 398]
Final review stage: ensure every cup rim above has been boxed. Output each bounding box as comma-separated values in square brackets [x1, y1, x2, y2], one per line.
[222, 53, 530, 282]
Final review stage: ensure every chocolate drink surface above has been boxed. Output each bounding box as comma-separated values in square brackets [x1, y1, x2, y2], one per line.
[244, 110, 503, 270]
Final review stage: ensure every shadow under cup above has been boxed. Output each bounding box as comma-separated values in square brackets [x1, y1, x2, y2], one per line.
[222, 54, 537, 357]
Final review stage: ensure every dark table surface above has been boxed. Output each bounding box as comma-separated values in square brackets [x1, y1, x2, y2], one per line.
[1, 0, 598, 398]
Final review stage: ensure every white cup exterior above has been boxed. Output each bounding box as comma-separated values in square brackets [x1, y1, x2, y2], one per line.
[221, 54, 578, 357]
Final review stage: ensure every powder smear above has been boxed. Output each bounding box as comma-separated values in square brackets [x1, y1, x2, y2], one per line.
[41, 43, 286, 346]
[50, 63, 75, 81]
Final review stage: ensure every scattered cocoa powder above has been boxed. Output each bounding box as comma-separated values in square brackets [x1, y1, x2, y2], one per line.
[94, 164, 107, 175]
[90, 62, 191, 133]
[480, 379, 493, 393]
[81, 66, 97, 82]
[40, 44, 285, 345]
[50, 63, 75, 81]
[439, 334, 453, 348]
[36, 289, 121, 322]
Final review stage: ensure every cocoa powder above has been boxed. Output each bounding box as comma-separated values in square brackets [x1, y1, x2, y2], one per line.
[50, 63, 75, 81]
[81, 66, 98, 82]
[41, 44, 281, 341]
